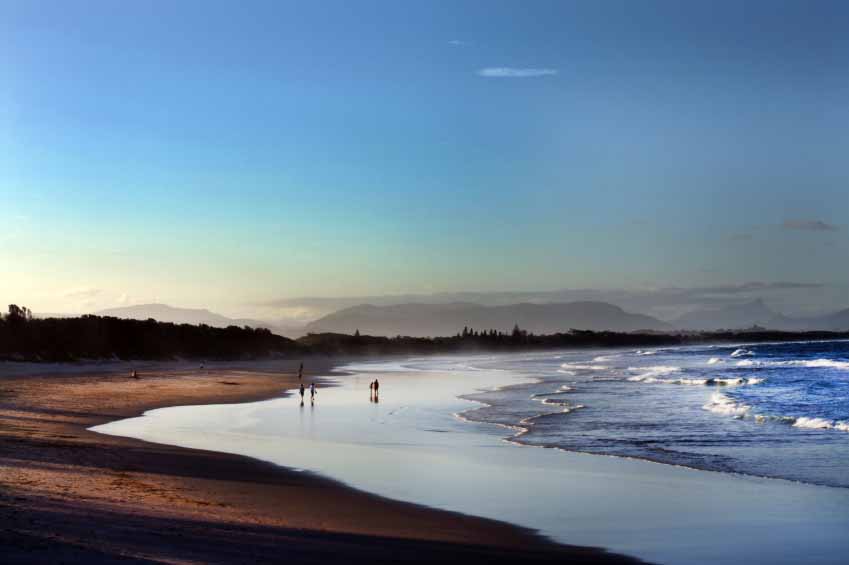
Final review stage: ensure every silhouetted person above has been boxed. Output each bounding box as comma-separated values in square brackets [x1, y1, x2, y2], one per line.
[298, 362, 303, 380]
[310, 382, 317, 404]
[373, 379, 379, 394]
[299, 383, 305, 406]
[131, 370, 139, 379]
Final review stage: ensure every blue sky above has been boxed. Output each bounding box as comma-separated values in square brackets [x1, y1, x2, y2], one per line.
[1, 0, 847, 317]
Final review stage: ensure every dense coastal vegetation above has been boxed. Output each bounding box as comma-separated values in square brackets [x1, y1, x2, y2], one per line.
[0, 305, 300, 361]
[2, 304, 848, 362]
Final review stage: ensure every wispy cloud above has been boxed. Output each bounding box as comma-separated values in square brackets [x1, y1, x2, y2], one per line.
[61, 287, 104, 300]
[782, 219, 838, 232]
[477, 67, 558, 78]
[448, 39, 467, 46]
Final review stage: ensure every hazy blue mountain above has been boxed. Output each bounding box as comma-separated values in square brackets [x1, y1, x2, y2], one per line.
[304, 301, 673, 337]
[94, 304, 303, 336]
[809, 308, 849, 331]
[673, 299, 792, 330]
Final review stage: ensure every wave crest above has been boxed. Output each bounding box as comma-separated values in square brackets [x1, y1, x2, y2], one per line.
[702, 392, 751, 418]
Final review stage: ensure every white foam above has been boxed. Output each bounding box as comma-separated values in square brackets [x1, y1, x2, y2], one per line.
[593, 355, 617, 362]
[562, 363, 609, 371]
[702, 392, 751, 418]
[625, 365, 681, 383]
[707, 357, 723, 365]
[793, 417, 835, 430]
[668, 378, 709, 385]
[733, 358, 849, 370]
[795, 359, 849, 370]
[717, 411, 849, 433]
[628, 375, 661, 383]
[731, 348, 754, 358]
[635, 350, 656, 356]
[627, 365, 680, 376]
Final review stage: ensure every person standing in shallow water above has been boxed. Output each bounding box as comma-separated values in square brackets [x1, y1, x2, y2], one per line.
[310, 382, 317, 404]
[299, 383, 305, 405]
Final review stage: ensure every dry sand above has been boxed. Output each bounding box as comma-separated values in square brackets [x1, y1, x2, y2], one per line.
[0, 359, 641, 564]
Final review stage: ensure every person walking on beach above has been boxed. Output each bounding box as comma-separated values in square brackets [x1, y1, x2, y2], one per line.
[299, 383, 305, 405]
[373, 378, 379, 395]
[310, 382, 317, 403]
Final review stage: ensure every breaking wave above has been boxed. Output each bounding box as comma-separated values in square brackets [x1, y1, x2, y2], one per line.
[736, 358, 849, 370]
[704, 394, 849, 434]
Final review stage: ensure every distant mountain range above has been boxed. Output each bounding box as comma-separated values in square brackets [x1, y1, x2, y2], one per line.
[673, 299, 849, 331]
[673, 299, 788, 330]
[304, 301, 674, 337]
[93, 304, 302, 337]
[36, 299, 845, 339]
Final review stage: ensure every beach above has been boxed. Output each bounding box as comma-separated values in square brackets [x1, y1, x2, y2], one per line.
[0, 359, 634, 564]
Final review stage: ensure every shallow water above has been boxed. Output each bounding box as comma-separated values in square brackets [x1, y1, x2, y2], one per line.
[92, 351, 849, 565]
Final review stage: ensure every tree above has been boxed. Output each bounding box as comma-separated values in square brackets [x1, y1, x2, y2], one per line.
[7, 304, 31, 323]
[354, 328, 361, 337]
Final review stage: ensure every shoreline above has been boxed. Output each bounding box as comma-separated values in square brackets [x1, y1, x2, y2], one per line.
[0, 359, 639, 564]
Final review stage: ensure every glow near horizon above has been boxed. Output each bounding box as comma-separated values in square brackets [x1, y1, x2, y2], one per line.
[1, 1, 847, 316]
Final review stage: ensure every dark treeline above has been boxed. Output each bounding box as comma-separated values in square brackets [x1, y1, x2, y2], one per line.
[2, 305, 848, 362]
[299, 326, 849, 357]
[0, 305, 300, 361]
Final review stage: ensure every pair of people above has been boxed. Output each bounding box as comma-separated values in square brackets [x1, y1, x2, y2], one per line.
[368, 379, 380, 402]
[299, 382, 317, 405]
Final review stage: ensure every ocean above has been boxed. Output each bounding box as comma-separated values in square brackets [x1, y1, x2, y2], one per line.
[459, 339, 849, 487]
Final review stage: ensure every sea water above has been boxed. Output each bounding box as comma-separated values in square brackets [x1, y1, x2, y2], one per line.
[462, 340, 849, 487]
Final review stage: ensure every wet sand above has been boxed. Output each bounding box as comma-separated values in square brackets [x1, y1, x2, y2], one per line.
[0, 360, 639, 564]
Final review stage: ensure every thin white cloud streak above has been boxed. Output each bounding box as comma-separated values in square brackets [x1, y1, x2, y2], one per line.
[61, 287, 104, 300]
[477, 67, 558, 78]
[782, 219, 839, 232]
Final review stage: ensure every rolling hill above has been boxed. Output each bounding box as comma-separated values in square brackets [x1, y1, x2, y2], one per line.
[304, 301, 673, 337]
